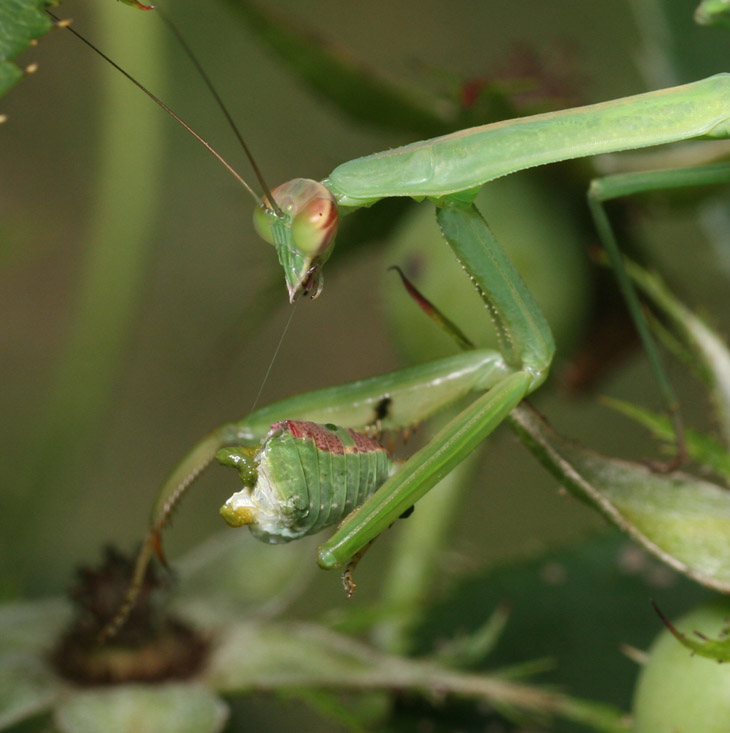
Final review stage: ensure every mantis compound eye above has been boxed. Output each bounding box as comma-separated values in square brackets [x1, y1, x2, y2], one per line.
[290, 190, 338, 256]
[253, 178, 339, 301]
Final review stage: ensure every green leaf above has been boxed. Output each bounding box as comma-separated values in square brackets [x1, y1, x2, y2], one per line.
[54, 685, 229, 733]
[696, 0, 730, 32]
[510, 404, 730, 593]
[221, 0, 446, 137]
[433, 604, 511, 669]
[0, 600, 69, 729]
[0, 0, 53, 99]
[0, 653, 59, 730]
[650, 597, 730, 662]
[602, 397, 730, 483]
[0, 600, 69, 656]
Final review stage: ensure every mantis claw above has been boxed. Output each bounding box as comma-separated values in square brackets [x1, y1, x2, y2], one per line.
[341, 538, 379, 597]
[342, 566, 357, 598]
[341, 544, 368, 598]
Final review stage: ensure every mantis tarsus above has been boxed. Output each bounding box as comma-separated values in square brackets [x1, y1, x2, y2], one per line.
[56, 4, 730, 636]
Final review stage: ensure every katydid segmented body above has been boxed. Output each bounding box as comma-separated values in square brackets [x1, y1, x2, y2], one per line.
[217, 420, 393, 543]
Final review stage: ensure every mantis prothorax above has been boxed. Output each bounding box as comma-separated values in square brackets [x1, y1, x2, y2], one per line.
[59, 4, 730, 638]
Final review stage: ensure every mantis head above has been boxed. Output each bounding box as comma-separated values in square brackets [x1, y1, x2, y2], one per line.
[253, 178, 339, 302]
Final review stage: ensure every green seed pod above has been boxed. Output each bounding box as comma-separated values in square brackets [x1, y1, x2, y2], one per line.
[219, 420, 392, 543]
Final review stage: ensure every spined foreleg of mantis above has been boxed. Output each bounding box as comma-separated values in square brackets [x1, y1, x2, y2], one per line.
[317, 201, 554, 568]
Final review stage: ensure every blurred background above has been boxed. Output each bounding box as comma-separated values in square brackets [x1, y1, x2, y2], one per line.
[2, 0, 730, 727]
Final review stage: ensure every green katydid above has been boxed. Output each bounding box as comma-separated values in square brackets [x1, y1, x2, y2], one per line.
[58, 4, 730, 637]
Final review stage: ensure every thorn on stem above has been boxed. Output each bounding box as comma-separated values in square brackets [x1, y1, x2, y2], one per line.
[151, 530, 170, 570]
[651, 598, 686, 644]
[388, 265, 475, 350]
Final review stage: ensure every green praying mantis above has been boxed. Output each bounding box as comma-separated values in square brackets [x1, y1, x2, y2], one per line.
[52, 1, 730, 637]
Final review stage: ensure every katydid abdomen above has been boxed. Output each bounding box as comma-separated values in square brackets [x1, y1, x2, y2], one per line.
[218, 420, 393, 543]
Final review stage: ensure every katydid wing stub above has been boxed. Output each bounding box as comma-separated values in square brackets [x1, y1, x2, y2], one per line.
[219, 420, 393, 543]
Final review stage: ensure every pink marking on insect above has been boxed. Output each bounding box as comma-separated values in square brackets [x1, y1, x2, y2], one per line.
[272, 420, 386, 456]
[346, 428, 385, 454]
[273, 420, 344, 454]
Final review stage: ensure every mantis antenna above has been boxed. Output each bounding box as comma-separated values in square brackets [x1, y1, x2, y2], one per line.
[44, 7, 282, 216]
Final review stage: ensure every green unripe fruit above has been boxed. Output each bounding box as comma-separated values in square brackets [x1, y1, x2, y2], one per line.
[633, 600, 730, 732]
